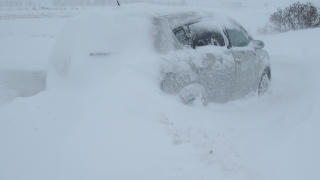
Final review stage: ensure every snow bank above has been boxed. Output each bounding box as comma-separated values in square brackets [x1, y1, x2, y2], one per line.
[0, 18, 67, 70]
[47, 6, 161, 90]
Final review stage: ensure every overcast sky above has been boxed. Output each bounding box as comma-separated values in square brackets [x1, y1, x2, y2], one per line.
[6, 0, 320, 8]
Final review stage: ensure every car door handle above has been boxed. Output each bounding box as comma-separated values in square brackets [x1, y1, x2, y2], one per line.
[235, 57, 241, 63]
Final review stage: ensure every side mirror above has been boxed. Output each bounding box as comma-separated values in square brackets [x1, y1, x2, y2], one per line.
[253, 40, 265, 49]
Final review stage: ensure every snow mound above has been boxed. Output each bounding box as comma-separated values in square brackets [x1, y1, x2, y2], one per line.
[47, 12, 156, 90]
[2, 3, 320, 180]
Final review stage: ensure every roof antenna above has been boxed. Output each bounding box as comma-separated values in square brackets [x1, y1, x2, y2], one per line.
[117, 1, 120, 6]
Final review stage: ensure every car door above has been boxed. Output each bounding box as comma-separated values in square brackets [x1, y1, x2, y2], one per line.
[225, 22, 261, 98]
[183, 20, 236, 103]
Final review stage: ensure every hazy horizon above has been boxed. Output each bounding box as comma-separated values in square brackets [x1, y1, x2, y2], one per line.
[0, 0, 319, 8]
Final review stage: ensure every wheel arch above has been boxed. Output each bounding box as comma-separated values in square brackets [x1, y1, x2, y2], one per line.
[265, 66, 271, 81]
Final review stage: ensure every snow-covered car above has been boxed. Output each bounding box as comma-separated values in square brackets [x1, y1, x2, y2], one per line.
[47, 5, 271, 105]
[156, 12, 271, 104]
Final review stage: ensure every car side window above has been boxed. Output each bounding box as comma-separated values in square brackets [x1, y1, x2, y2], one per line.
[190, 28, 225, 48]
[173, 26, 192, 47]
[225, 23, 250, 47]
[173, 21, 225, 49]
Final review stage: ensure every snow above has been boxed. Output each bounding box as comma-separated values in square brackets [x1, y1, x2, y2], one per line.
[0, 18, 68, 70]
[1, 3, 320, 180]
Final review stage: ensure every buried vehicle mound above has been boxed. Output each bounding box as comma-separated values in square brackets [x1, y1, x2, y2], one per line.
[47, 5, 270, 105]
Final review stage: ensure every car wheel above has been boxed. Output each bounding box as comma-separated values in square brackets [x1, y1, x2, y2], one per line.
[179, 83, 207, 105]
[161, 72, 181, 95]
[258, 71, 270, 96]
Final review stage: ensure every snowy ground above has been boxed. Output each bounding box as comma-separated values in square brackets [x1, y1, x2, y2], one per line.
[1, 4, 320, 180]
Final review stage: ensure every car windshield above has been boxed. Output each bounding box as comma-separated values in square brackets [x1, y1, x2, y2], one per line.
[224, 20, 251, 47]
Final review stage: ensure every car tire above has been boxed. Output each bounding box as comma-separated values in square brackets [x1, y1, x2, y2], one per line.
[179, 83, 207, 105]
[258, 70, 270, 96]
[161, 72, 181, 95]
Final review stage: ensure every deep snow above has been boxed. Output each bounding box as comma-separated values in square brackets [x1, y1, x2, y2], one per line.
[1, 3, 320, 180]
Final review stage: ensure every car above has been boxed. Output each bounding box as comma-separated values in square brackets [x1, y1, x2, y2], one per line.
[155, 12, 271, 104]
[48, 6, 271, 105]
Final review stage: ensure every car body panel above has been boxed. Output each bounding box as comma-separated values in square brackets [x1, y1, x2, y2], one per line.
[197, 49, 236, 103]
[231, 47, 261, 99]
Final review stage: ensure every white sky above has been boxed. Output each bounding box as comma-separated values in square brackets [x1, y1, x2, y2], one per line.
[6, 0, 320, 8]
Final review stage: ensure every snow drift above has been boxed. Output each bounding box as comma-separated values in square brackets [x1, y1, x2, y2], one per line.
[1, 3, 320, 180]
